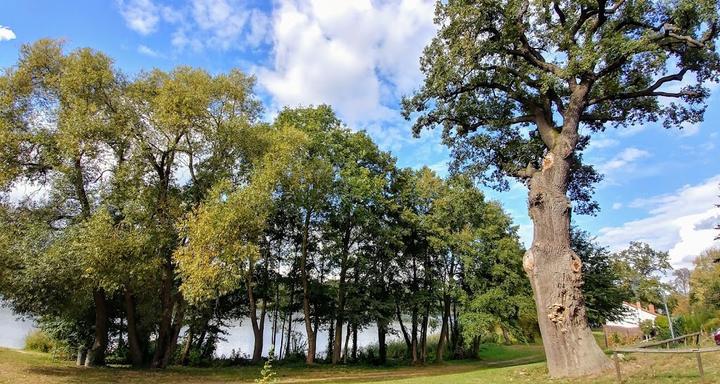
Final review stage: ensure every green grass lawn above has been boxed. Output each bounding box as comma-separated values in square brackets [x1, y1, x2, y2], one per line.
[0, 343, 718, 383]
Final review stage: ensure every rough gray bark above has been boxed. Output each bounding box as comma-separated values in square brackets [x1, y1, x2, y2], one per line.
[522, 96, 611, 377]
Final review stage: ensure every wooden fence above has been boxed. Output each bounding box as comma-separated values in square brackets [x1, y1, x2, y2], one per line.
[612, 332, 718, 382]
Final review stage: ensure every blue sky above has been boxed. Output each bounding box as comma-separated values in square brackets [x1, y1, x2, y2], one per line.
[1, 0, 719, 267]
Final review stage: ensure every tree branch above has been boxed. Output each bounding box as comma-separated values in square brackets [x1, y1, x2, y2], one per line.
[589, 69, 690, 104]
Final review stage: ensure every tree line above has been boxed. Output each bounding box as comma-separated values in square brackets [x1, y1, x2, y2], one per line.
[0, 39, 536, 368]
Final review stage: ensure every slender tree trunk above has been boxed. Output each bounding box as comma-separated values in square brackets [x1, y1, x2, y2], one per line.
[300, 210, 316, 365]
[278, 309, 287, 360]
[523, 109, 610, 377]
[436, 295, 450, 362]
[410, 306, 418, 364]
[85, 289, 108, 367]
[396, 302, 411, 353]
[471, 336, 480, 357]
[451, 300, 462, 358]
[180, 329, 193, 366]
[246, 267, 265, 364]
[377, 320, 387, 365]
[195, 316, 210, 355]
[271, 278, 280, 347]
[332, 252, 349, 364]
[420, 302, 430, 363]
[284, 310, 293, 360]
[351, 323, 358, 360]
[327, 314, 335, 361]
[342, 322, 351, 364]
[124, 288, 144, 367]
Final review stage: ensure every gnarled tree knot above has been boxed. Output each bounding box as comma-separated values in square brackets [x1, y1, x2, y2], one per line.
[547, 303, 565, 325]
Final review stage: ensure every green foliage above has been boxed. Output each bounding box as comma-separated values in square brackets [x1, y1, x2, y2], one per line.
[571, 227, 630, 326]
[24, 330, 55, 353]
[689, 248, 720, 310]
[255, 347, 277, 384]
[639, 320, 655, 337]
[403, 0, 719, 196]
[613, 242, 672, 308]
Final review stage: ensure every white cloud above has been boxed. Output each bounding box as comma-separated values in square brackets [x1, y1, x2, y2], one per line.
[118, 0, 270, 51]
[612, 202, 622, 210]
[599, 147, 650, 173]
[598, 175, 720, 268]
[118, 0, 160, 35]
[585, 138, 618, 153]
[137, 44, 163, 57]
[257, 0, 437, 124]
[0, 26, 16, 41]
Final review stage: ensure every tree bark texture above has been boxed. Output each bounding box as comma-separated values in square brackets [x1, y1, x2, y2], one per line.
[523, 116, 610, 376]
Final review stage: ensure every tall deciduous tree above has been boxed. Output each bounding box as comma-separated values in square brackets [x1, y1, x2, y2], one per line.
[404, 0, 719, 376]
[0, 39, 128, 366]
[613, 241, 672, 308]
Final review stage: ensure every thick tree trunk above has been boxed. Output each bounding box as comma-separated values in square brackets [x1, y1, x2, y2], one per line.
[161, 296, 185, 367]
[151, 262, 175, 368]
[523, 139, 610, 377]
[85, 289, 108, 367]
[124, 289, 144, 367]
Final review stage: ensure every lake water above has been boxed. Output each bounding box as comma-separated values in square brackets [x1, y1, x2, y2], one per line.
[0, 307, 35, 349]
[0, 306, 408, 358]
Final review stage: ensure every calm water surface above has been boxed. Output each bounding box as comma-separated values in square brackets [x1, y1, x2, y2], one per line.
[0, 306, 408, 357]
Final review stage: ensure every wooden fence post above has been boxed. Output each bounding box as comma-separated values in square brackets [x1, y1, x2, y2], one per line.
[613, 352, 622, 383]
[696, 351, 704, 381]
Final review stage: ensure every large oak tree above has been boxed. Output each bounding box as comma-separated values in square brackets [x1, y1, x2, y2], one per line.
[404, 0, 719, 377]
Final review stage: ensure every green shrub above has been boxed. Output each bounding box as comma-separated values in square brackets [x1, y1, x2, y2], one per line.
[24, 330, 55, 353]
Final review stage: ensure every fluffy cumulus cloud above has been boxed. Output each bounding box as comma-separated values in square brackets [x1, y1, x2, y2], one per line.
[257, 0, 437, 123]
[118, 0, 271, 51]
[118, 0, 160, 35]
[0, 25, 16, 41]
[598, 175, 720, 267]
